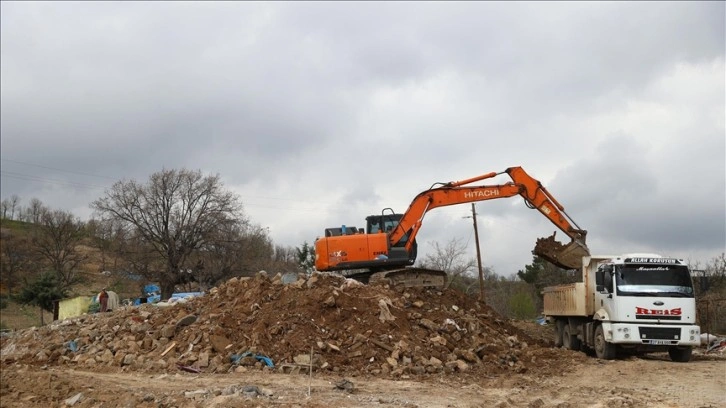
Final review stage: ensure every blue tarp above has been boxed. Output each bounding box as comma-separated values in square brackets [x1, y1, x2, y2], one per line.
[230, 352, 274, 368]
[133, 291, 203, 306]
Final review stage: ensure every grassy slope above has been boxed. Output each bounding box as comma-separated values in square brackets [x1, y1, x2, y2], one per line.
[1, 219, 143, 330]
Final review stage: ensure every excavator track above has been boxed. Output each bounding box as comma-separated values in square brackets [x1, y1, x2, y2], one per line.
[367, 268, 447, 289]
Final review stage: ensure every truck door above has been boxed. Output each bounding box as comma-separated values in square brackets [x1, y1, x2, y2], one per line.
[595, 264, 616, 320]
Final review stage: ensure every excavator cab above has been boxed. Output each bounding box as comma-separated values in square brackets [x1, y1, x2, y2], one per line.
[365, 213, 417, 264]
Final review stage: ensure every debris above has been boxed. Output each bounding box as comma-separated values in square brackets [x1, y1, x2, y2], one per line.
[160, 342, 176, 357]
[241, 385, 260, 398]
[0, 272, 572, 379]
[177, 364, 201, 373]
[231, 352, 274, 368]
[65, 392, 83, 406]
[176, 314, 197, 328]
[334, 379, 355, 393]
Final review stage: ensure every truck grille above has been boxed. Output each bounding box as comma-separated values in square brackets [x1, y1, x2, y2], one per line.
[638, 327, 680, 345]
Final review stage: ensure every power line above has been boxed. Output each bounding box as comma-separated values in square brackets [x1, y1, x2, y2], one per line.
[0, 171, 109, 190]
[0, 158, 117, 180]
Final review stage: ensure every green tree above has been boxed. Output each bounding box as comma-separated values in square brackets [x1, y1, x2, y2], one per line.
[508, 291, 537, 320]
[517, 255, 578, 294]
[296, 241, 316, 275]
[14, 272, 67, 326]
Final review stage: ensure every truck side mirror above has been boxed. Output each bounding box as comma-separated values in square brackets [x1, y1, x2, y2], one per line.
[595, 270, 604, 292]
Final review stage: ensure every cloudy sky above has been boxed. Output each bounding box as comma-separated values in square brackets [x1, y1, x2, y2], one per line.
[2, 2, 724, 276]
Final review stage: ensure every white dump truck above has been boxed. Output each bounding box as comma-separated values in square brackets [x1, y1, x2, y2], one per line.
[543, 254, 700, 362]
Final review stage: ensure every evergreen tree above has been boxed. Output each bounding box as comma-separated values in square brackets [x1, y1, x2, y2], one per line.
[14, 272, 67, 326]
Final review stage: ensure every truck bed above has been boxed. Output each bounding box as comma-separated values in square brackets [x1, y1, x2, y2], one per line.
[543, 282, 590, 316]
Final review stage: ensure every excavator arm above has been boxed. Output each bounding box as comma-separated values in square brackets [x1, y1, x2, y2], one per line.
[389, 166, 589, 269]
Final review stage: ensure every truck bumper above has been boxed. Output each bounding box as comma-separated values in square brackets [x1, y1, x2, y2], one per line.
[603, 323, 700, 347]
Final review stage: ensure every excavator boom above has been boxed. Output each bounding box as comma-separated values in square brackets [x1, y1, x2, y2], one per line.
[388, 166, 588, 269]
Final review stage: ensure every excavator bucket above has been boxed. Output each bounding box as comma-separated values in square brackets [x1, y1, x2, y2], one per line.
[533, 233, 590, 270]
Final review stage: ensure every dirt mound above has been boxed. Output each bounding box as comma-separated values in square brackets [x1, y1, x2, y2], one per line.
[1, 272, 582, 378]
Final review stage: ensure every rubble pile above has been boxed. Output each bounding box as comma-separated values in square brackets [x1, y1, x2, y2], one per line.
[1, 272, 574, 377]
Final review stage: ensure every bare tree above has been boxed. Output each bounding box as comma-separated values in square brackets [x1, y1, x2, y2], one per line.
[9, 195, 20, 220]
[86, 217, 126, 272]
[31, 209, 88, 288]
[92, 168, 245, 300]
[26, 198, 46, 224]
[191, 222, 273, 290]
[417, 237, 476, 290]
[0, 229, 37, 294]
[0, 199, 9, 220]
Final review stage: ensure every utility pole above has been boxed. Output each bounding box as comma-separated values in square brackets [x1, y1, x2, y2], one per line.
[470, 203, 485, 302]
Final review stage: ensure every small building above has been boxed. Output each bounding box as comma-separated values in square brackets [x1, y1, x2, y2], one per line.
[58, 296, 93, 320]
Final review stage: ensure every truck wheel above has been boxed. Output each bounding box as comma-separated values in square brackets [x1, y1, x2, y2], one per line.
[668, 347, 692, 363]
[562, 325, 581, 350]
[594, 325, 616, 360]
[554, 320, 564, 347]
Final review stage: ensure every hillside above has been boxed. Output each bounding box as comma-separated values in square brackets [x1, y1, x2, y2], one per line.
[0, 220, 143, 330]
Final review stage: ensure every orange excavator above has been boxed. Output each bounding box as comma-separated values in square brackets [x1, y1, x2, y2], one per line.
[314, 166, 590, 287]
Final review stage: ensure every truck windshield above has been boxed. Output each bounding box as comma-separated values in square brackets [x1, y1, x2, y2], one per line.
[615, 264, 694, 297]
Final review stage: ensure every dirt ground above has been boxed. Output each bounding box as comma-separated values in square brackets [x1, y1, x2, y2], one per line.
[1, 273, 724, 408]
[0, 352, 724, 408]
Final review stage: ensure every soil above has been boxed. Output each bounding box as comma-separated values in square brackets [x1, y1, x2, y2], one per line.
[1, 272, 724, 408]
[1, 353, 723, 408]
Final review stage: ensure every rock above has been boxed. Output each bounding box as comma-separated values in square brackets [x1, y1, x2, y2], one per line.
[419, 319, 438, 331]
[241, 385, 260, 398]
[458, 349, 480, 363]
[378, 298, 396, 322]
[184, 389, 210, 399]
[65, 392, 83, 406]
[160, 326, 175, 339]
[198, 352, 209, 367]
[176, 315, 197, 328]
[334, 379, 354, 393]
[35, 350, 49, 362]
[430, 335, 447, 346]
[293, 354, 312, 365]
[306, 274, 320, 288]
[122, 354, 136, 366]
[221, 385, 238, 396]
[100, 349, 114, 363]
[428, 357, 443, 367]
[210, 335, 231, 353]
